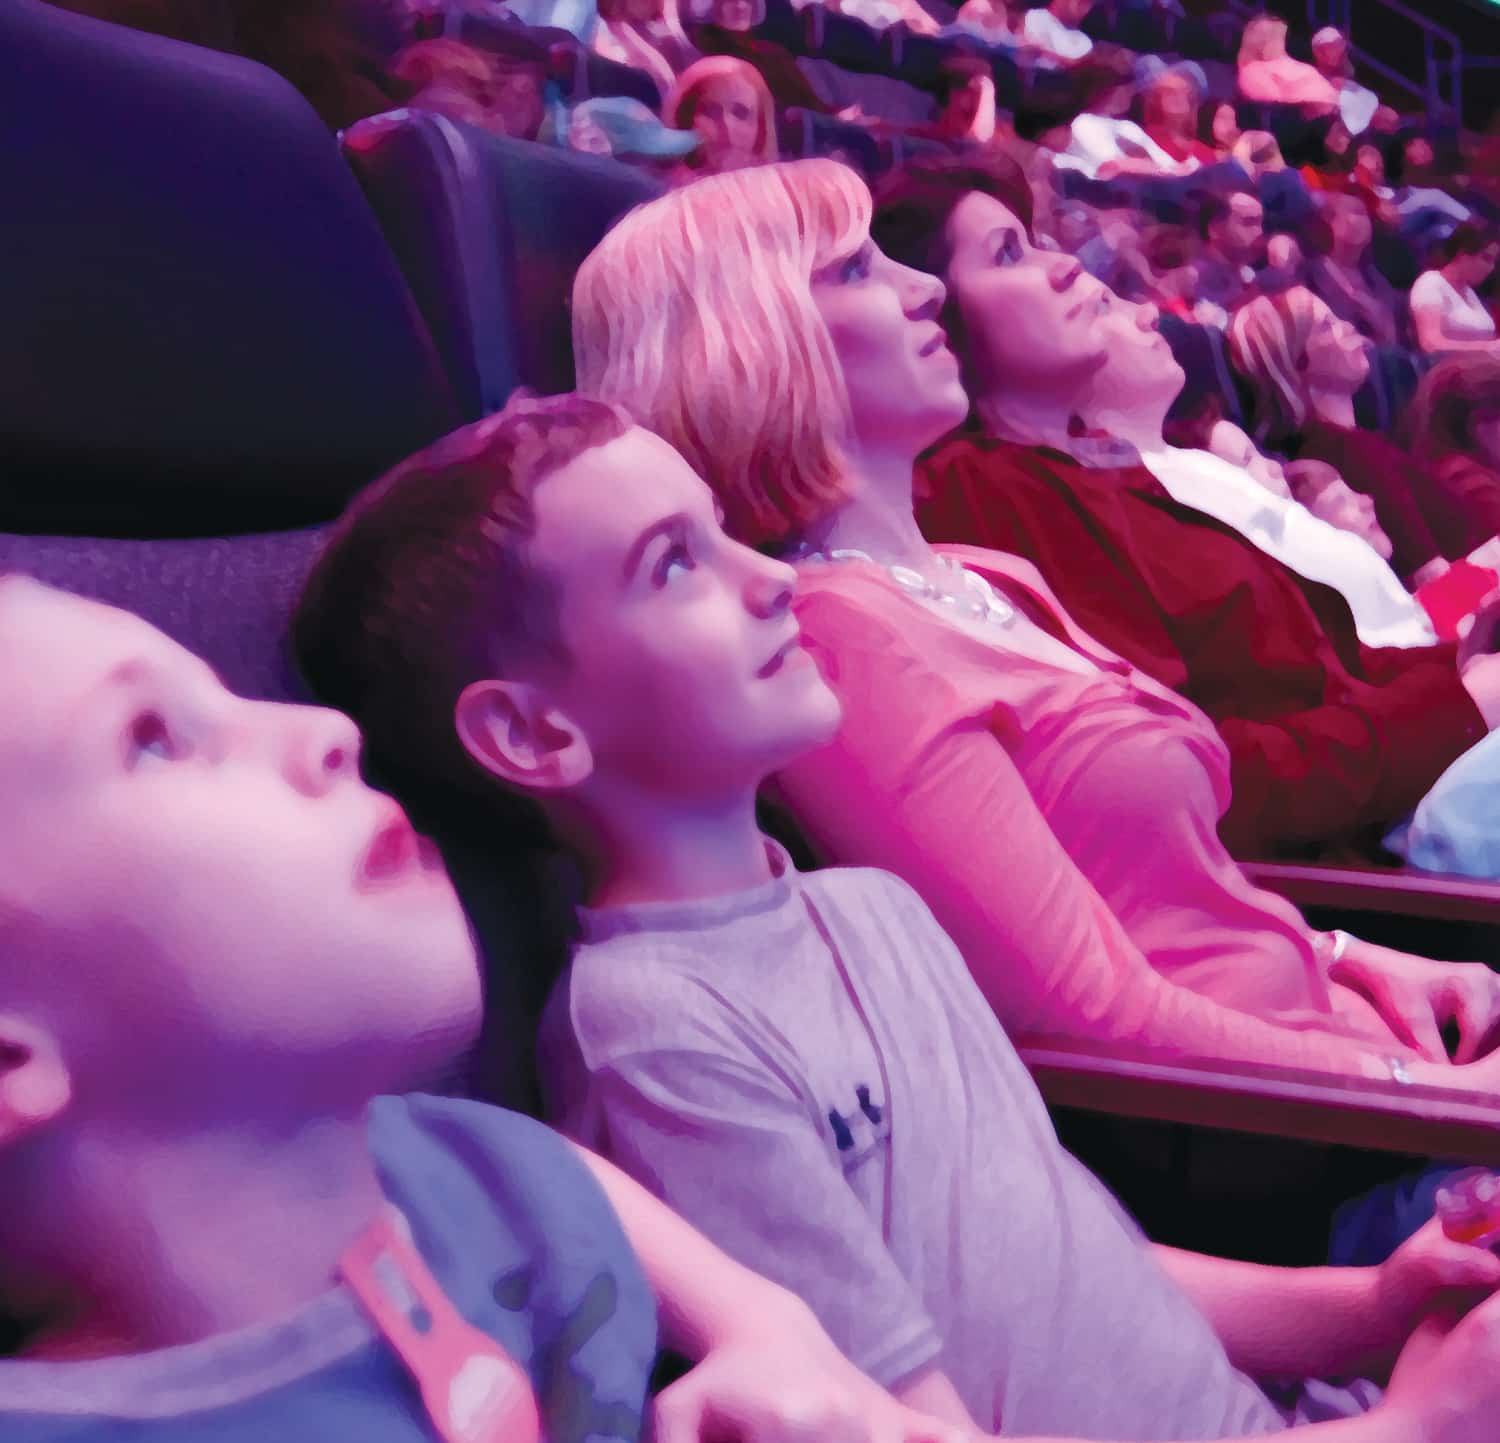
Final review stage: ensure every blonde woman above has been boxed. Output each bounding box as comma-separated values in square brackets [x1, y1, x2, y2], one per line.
[1228, 288, 1453, 586]
[573, 158, 1500, 1093]
[663, 55, 778, 174]
[1237, 13, 1337, 111]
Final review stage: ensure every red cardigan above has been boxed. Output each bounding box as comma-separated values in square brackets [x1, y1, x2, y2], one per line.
[914, 435, 1486, 857]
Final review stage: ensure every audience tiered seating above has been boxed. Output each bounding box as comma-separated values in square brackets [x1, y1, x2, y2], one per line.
[16, 0, 1500, 1304]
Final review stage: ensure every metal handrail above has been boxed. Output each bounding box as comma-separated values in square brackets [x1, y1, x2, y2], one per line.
[1306, 0, 1464, 125]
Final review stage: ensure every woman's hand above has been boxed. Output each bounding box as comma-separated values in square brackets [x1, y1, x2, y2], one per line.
[1330, 938, 1500, 1064]
[649, 1295, 976, 1443]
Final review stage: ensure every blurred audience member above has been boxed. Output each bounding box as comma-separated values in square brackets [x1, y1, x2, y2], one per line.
[1194, 189, 1264, 315]
[1303, 192, 1402, 346]
[919, 55, 1000, 145]
[1021, 0, 1094, 63]
[1206, 416, 1295, 497]
[1407, 354, 1500, 558]
[833, 0, 940, 34]
[1046, 53, 1193, 180]
[1284, 458, 1395, 561]
[953, 0, 1023, 45]
[692, 0, 837, 114]
[1411, 222, 1500, 356]
[1200, 98, 1240, 161]
[1236, 13, 1336, 113]
[390, 35, 550, 140]
[1140, 69, 1215, 167]
[593, 0, 699, 100]
[664, 55, 777, 174]
[1230, 288, 1449, 585]
[1309, 25, 1378, 136]
[568, 94, 702, 172]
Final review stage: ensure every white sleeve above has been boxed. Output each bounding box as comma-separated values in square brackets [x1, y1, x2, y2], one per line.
[1409, 270, 1450, 314]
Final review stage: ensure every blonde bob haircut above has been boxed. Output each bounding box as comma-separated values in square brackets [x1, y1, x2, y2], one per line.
[663, 57, 780, 168]
[1226, 286, 1331, 443]
[572, 158, 871, 549]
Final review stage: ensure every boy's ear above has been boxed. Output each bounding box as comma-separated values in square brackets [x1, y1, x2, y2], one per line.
[0, 1017, 71, 1148]
[455, 679, 595, 793]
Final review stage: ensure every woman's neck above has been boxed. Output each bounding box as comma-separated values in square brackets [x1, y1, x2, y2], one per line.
[1307, 386, 1358, 428]
[804, 445, 933, 571]
[976, 386, 1075, 453]
[979, 377, 1168, 459]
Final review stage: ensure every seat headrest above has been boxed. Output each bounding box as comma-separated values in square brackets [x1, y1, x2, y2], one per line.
[0, 527, 331, 703]
[344, 113, 663, 416]
[0, 0, 459, 537]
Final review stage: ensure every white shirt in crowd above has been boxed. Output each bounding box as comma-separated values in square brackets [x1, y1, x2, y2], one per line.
[1336, 80, 1379, 136]
[1410, 269, 1497, 344]
[1050, 114, 1184, 178]
[1140, 446, 1439, 650]
[1022, 5, 1093, 59]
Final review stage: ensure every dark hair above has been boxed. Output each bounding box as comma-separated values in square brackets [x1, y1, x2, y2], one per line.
[1067, 50, 1137, 113]
[293, 392, 633, 841]
[1139, 222, 1197, 273]
[1197, 187, 1257, 241]
[871, 151, 1033, 420]
[1442, 220, 1497, 264]
[1408, 354, 1500, 462]
[934, 55, 991, 107]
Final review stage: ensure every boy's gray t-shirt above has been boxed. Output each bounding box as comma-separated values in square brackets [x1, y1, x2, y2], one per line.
[539, 848, 1292, 1438]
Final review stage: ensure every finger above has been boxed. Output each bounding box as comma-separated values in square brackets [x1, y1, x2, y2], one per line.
[1451, 985, 1496, 1065]
[1367, 982, 1448, 1062]
[1451, 980, 1500, 1065]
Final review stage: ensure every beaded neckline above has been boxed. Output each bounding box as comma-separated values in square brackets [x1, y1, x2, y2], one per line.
[790, 545, 1017, 629]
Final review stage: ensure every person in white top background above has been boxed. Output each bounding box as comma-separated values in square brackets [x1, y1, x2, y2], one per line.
[1021, 0, 1094, 63]
[1411, 221, 1500, 356]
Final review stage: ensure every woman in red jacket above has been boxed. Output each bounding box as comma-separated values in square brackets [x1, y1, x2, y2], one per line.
[867, 153, 1500, 858]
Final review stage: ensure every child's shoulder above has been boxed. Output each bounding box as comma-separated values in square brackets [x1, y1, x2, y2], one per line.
[369, 1094, 614, 1236]
[797, 861, 929, 916]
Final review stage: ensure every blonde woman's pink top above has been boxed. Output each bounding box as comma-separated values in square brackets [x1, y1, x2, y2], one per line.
[774, 547, 1396, 1072]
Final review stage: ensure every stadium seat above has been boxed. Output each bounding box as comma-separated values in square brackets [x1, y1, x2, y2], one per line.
[343, 112, 664, 415]
[0, 0, 459, 537]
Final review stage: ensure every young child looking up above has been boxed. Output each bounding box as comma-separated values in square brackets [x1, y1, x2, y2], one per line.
[296, 391, 1500, 1442]
[0, 573, 957, 1443]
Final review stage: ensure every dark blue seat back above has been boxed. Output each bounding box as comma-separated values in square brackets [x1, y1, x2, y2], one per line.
[343, 112, 664, 416]
[0, 529, 329, 703]
[0, 0, 458, 537]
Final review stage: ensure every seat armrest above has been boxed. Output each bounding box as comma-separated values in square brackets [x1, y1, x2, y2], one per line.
[1018, 1035, 1500, 1163]
[1243, 861, 1500, 927]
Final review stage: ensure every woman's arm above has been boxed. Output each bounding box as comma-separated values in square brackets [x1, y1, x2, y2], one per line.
[1413, 301, 1500, 355]
[776, 585, 1409, 1080]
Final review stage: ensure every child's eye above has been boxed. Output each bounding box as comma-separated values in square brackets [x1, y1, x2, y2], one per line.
[995, 230, 1024, 265]
[126, 710, 181, 766]
[654, 542, 696, 587]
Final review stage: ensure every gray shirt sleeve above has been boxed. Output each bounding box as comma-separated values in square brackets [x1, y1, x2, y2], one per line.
[588, 1043, 944, 1392]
